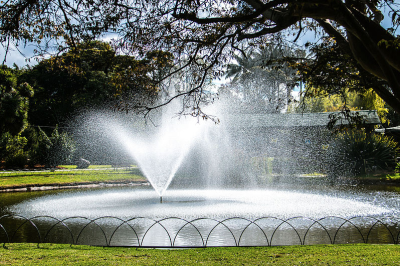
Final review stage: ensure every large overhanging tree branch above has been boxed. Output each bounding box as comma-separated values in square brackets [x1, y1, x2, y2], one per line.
[1, 0, 400, 114]
[314, 18, 400, 110]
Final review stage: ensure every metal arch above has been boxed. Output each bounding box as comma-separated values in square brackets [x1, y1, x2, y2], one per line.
[0, 215, 399, 247]
[5, 215, 43, 246]
[72, 216, 110, 246]
[117, 217, 153, 247]
[248, 216, 299, 246]
[0, 222, 10, 248]
[350, 216, 397, 244]
[395, 216, 400, 244]
[302, 217, 337, 245]
[269, 217, 304, 246]
[0, 215, 11, 221]
[140, 217, 174, 247]
[332, 216, 366, 244]
[236, 217, 270, 247]
[107, 217, 140, 247]
[172, 217, 206, 247]
[397, 229, 400, 245]
[0, 214, 15, 243]
[205, 217, 243, 247]
[30, 216, 75, 246]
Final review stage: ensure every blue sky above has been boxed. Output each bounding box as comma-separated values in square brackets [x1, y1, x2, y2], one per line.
[1, 43, 37, 67]
[1, 4, 397, 68]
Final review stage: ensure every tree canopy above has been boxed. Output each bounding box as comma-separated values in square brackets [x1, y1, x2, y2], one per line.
[1, 0, 400, 114]
[0, 66, 33, 135]
[225, 45, 300, 113]
[21, 41, 173, 126]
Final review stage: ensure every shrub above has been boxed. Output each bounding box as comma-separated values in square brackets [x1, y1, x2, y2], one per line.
[326, 130, 398, 177]
[31, 126, 76, 167]
[4, 150, 29, 168]
[0, 132, 29, 168]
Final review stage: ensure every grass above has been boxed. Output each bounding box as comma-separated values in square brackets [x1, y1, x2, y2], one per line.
[58, 165, 128, 169]
[1, 164, 397, 189]
[0, 167, 146, 189]
[346, 171, 400, 184]
[1, 243, 400, 265]
[385, 172, 400, 181]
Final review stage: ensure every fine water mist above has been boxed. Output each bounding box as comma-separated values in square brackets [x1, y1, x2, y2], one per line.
[9, 187, 396, 220]
[73, 100, 240, 197]
[71, 97, 368, 197]
[105, 111, 205, 196]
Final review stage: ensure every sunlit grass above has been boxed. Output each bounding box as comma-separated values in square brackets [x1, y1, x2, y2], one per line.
[58, 165, 136, 169]
[385, 173, 400, 181]
[1, 243, 400, 265]
[0, 167, 146, 188]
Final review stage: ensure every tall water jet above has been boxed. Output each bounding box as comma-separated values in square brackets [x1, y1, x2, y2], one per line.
[108, 113, 203, 197]
[73, 97, 262, 197]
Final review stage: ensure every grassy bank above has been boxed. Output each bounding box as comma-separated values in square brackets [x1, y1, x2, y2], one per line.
[0, 166, 146, 189]
[1, 243, 400, 265]
[1, 164, 399, 189]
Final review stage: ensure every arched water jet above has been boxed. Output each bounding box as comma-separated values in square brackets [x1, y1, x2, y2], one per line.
[106, 114, 207, 197]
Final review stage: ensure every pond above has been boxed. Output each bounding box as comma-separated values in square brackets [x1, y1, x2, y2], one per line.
[1, 183, 400, 247]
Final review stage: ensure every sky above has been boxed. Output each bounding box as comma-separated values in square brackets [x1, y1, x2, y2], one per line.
[2, 2, 397, 67]
[0, 43, 33, 67]
[1, 3, 397, 75]
[0, 29, 315, 68]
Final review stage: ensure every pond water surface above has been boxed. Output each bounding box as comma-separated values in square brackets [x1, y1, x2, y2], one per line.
[1, 183, 400, 247]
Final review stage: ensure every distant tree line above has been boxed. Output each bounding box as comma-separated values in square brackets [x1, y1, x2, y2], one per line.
[0, 40, 173, 168]
[1, 38, 399, 175]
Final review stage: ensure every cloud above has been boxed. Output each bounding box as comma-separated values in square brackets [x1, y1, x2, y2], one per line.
[0, 44, 37, 67]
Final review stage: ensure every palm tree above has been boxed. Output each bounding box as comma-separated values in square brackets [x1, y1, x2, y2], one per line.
[225, 45, 301, 113]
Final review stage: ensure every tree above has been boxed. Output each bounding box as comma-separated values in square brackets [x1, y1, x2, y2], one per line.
[1, 1, 400, 115]
[0, 132, 29, 168]
[225, 45, 300, 113]
[0, 65, 33, 168]
[293, 87, 389, 123]
[0, 65, 33, 135]
[31, 126, 76, 167]
[21, 41, 173, 127]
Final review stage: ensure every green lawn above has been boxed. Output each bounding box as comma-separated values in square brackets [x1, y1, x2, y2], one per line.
[1, 243, 400, 265]
[0, 167, 146, 189]
[58, 165, 127, 169]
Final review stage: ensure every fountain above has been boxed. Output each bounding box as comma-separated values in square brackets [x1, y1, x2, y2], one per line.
[107, 111, 203, 198]
[76, 101, 225, 200]
[2, 95, 400, 247]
